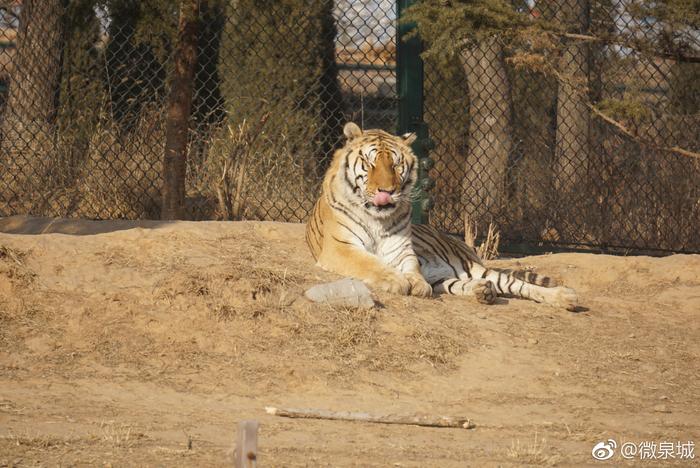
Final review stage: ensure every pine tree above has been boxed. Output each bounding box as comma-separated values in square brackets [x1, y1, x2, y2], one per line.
[217, 0, 342, 178]
[404, 0, 521, 224]
[102, 0, 176, 131]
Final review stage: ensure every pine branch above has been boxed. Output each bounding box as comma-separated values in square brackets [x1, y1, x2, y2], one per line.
[589, 105, 700, 160]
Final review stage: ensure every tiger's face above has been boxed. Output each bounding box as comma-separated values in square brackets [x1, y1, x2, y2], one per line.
[341, 122, 418, 218]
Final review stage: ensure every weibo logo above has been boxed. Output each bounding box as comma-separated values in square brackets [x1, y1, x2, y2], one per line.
[592, 439, 617, 461]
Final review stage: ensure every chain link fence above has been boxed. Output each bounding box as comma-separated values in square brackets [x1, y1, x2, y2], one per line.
[0, 0, 698, 254]
[425, 1, 700, 254]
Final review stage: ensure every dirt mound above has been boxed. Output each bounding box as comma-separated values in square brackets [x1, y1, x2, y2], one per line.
[0, 218, 698, 466]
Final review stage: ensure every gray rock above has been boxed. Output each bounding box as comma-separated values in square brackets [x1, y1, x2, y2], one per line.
[305, 278, 375, 309]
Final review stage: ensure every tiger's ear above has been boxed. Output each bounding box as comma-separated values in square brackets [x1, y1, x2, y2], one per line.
[402, 132, 417, 146]
[343, 122, 363, 141]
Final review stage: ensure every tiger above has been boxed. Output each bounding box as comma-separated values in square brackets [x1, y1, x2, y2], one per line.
[305, 122, 578, 310]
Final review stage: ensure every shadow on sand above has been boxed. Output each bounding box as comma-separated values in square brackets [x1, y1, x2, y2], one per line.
[0, 215, 174, 236]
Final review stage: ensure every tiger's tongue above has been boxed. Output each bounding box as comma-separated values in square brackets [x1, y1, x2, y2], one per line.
[373, 192, 392, 206]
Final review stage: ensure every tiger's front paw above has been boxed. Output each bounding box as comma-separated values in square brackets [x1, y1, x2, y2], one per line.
[405, 272, 432, 297]
[373, 273, 411, 295]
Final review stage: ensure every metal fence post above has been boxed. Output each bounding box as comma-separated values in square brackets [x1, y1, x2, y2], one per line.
[396, 0, 433, 224]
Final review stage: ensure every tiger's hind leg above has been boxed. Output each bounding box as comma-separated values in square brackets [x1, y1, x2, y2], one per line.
[419, 252, 497, 304]
[480, 268, 578, 310]
[432, 278, 498, 304]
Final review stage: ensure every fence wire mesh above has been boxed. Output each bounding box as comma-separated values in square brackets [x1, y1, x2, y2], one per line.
[0, 0, 698, 254]
[426, 1, 700, 254]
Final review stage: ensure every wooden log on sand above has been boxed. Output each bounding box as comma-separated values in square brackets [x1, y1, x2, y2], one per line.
[265, 407, 475, 429]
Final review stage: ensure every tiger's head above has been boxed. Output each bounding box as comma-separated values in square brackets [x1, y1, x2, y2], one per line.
[339, 122, 418, 218]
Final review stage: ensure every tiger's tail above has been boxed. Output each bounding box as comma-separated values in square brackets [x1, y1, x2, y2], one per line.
[509, 269, 558, 288]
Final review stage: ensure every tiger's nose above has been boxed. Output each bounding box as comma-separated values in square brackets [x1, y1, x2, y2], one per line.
[378, 188, 395, 195]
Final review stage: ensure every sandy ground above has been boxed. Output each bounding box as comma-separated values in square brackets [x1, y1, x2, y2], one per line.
[0, 215, 698, 467]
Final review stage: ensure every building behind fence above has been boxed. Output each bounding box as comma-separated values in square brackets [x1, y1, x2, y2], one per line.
[0, 0, 698, 254]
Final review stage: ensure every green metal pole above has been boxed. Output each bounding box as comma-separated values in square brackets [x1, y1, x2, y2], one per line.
[396, 0, 433, 224]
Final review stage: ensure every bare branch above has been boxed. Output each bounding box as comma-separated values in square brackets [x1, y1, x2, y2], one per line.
[265, 407, 476, 429]
[589, 105, 700, 160]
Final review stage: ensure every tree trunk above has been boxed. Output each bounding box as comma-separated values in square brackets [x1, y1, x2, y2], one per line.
[554, 0, 591, 191]
[459, 37, 513, 225]
[161, 0, 200, 220]
[1, 0, 64, 202]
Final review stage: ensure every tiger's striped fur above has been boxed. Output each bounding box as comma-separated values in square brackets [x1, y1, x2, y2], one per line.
[306, 122, 578, 309]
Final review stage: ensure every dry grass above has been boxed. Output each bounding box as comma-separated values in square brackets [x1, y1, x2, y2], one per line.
[196, 116, 319, 223]
[0, 249, 53, 353]
[73, 109, 164, 219]
[0, 245, 34, 287]
[0, 104, 165, 220]
[0, 245, 25, 265]
[464, 213, 501, 260]
[0, 122, 55, 211]
[279, 299, 470, 374]
[1, 432, 95, 449]
[297, 305, 380, 363]
[94, 248, 140, 269]
[14, 109, 324, 223]
[209, 303, 242, 322]
[204, 116, 268, 220]
[411, 327, 463, 368]
[0, 226, 474, 386]
[0, 283, 43, 348]
[139, 244, 472, 375]
[100, 421, 145, 448]
[506, 432, 560, 466]
[154, 271, 212, 302]
[0, 423, 146, 452]
[150, 446, 197, 457]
